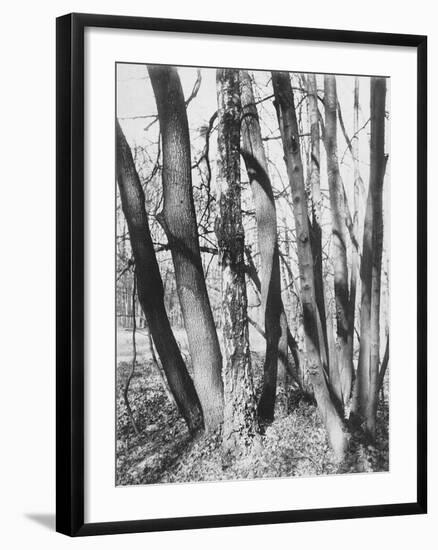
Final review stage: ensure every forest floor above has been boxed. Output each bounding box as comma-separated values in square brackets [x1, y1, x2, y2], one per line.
[116, 328, 389, 486]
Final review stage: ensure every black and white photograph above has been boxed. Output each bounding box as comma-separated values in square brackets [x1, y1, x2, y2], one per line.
[116, 63, 390, 485]
[0, 1, 432, 546]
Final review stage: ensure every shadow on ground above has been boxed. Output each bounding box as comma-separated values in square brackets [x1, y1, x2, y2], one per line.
[25, 513, 55, 531]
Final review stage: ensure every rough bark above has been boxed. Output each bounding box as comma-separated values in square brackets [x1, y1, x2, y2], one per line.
[272, 72, 348, 459]
[216, 68, 259, 458]
[240, 70, 287, 422]
[148, 66, 224, 432]
[116, 120, 203, 434]
[365, 77, 387, 438]
[323, 75, 352, 407]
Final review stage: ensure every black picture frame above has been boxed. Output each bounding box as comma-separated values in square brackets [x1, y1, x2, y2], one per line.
[56, 12, 427, 537]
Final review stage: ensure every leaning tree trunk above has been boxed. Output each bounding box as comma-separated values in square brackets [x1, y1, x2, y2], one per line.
[148, 66, 224, 432]
[240, 70, 287, 422]
[365, 77, 387, 438]
[272, 71, 348, 460]
[116, 120, 203, 434]
[216, 68, 259, 459]
[323, 75, 352, 408]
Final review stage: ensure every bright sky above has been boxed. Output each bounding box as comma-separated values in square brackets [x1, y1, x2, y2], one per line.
[116, 63, 385, 210]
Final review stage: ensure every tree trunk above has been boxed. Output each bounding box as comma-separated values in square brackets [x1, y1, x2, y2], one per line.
[352, 77, 386, 431]
[323, 75, 352, 407]
[365, 77, 387, 438]
[148, 66, 224, 432]
[272, 71, 348, 459]
[116, 120, 203, 434]
[347, 77, 361, 407]
[246, 246, 300, 380]
[240, 70, 287, 422]
[216, 68, 259, 459]
[352, 188, 373, 418]
[307, 74, 332, 379]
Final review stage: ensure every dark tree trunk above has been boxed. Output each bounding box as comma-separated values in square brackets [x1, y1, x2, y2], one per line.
[323, 75, 352, 407]
[245, 246, 301, 381]
[148, 66, 224, 432]
[240, 70, 287, 422]
[366, 77, 387, 438]
[272, 72, 348, 459]
[116, 120, 203, 434]
[216, 68, 259, 458]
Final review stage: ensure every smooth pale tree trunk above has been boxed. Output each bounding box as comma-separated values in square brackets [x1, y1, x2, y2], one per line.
[366, 77, 387, 438]
[216, 68, 259, 459]
[307, 74, 333, 382]
[272, 72, 348, 460]
[352, 78, 387, 428]
[148, 66, 224, 432]
[240, 70, 287, 421]
[347, 77, 361, 404]
[116, 120, 203, 434]
[352, 188, 373, 418]
[323, 75, 352, 407]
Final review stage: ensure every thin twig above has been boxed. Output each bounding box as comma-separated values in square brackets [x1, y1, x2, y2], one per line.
[123, 276, 140, 435]
[185, 69, 202, 106]
[117, 258, 135, 281]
